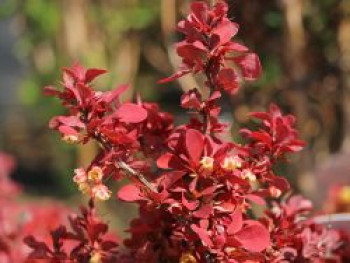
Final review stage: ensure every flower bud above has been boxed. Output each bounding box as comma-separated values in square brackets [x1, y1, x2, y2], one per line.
[221, 156, 242, 171]
[62, 134, 80, 144]
[88, 166, 103, 182]
[200, 156, 214, 171]
[92, 184, 111, 201]
[189, 173, 197, 178]
[269, 186, 282, 198]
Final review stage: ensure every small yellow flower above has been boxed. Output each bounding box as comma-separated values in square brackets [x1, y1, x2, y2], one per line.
[78, 182, 91, 195]
[221, 156, 242, 171]
[88, 166, 103, 182]
[241, 169, 256, 182]
[90, 251, 102, 263]
[339, 186, 350, 203]
[62, 134, 80, 144]
[200, 156, 214, 171]
[180, 252, 197, 263]
[92, 184, 112, 201]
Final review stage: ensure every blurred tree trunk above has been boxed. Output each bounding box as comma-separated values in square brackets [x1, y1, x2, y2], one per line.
[283, 0, 307, 80]
[281, 0, 317, 194]
[115, 32, 141, 102]
[338, 1, 350, 152]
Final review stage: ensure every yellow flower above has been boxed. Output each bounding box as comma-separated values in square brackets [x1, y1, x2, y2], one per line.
[78, 182, 91, 195]
[90, 251, 102, 263]
[88, 166, 103, 182]
[92, 184, 112, 201]
[200, 156, 214, 171]
[180, 252, 197, 263]
[221, 156, 242, 171]
[62, 134, 80, 144]
[241, 169, 256, 182]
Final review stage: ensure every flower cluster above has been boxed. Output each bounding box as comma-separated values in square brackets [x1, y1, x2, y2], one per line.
[73, 166, 112, 201]
[24, 1, 349, 263]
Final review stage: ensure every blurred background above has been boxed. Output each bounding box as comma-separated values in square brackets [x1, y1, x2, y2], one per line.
[0, 0, 350, 214]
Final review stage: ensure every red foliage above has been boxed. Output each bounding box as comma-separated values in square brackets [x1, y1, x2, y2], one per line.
[159, 1, 262, 95]
[22, 1, 349, 262]
[0, 153, 72, 262]
[24, 199, 119, 263]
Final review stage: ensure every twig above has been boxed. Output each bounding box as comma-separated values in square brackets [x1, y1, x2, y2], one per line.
[116, 161, 158, 193]
[87, 127, 158, 194]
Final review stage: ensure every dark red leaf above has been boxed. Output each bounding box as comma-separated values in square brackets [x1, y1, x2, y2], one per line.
[85, 68, 107, 83]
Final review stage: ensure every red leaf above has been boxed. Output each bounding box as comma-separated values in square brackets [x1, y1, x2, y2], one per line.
[245, 194, 266, 206]
[191, 224, 213, 247]
[190, 2, 208, 24]
[226, 42, 249, 52]
[157, 153, 184, 170]
[270, 176, 290, 192]
[158, 69, 191, 84]
[234, 53, 262, 81]
[217, 68, 239, 95]
[76, 83, 93, 104]
[185, 129, 204, 166]
[182, 193, 199, 211]
[58, 125, 79, 136]
[235, 221, 270, 252]
[193, 205, 213, 219]
[158, 171, 185, 189]
[249, 131, 272, 145]
[212, 20, 239, 46]
[227, 208, 243, 234]
[177, 41, 207, 67]
[102, 84, 129, 104]
[115, 103, 147, 123]
[85, 68, 107, 83]
[44, 85, 61, 97]
[49, 116, 84, 129]
[117, 184, 142, 202]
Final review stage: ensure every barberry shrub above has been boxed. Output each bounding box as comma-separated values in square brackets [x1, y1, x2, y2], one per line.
[25, 1, 349, 262]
